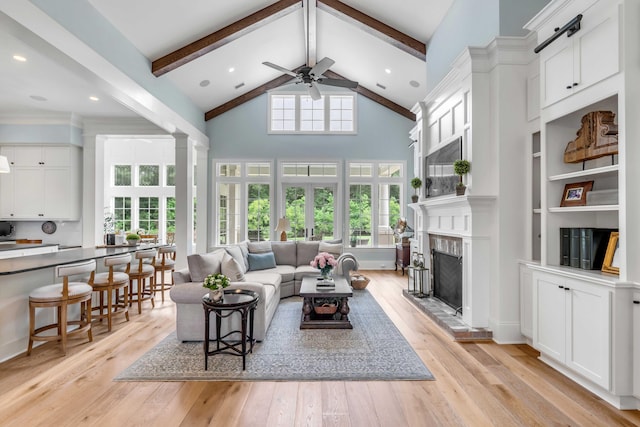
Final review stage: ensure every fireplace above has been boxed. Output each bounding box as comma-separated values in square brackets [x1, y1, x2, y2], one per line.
[432, 249, 462, 312]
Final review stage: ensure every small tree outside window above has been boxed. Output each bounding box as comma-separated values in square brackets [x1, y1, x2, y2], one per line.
[138, 197, 159, 233]
[139, 165, 159, 186]
[113, 197, 131, 232]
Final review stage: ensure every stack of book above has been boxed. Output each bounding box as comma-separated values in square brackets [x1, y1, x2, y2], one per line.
[560, 228, 617, 270]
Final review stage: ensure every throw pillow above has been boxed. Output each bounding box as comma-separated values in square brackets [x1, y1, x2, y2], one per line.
[187, 250, 225, 282]
[225, 245, 247, 273]
[238, 240, 250, 271]
[248, 252, 277, 271]
[326, 238, 342, 244]
[248, 241, 272, 254]
[296, 241, 320, 266]
[271, 241, 296, 265]
[319, 241, 343, 258]
[221, 252, 245, 282]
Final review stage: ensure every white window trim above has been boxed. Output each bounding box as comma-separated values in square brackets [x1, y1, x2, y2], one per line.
[267, 91, 357, 135]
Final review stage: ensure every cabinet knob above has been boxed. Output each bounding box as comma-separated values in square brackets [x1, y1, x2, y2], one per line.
[566, 85, 572, 89]
[634, 300, 640, 304]
[38, 213, 44, 216]
[572, 82, 578, 87]
[564, 287, 571, 291]
[558, 285, 564, 289]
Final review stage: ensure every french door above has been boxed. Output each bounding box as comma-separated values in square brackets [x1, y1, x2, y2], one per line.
[283, 184, 337, 240]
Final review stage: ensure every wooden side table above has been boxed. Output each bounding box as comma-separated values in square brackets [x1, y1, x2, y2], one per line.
[395, 242, 410, 275]
[202, 289, 259, 370]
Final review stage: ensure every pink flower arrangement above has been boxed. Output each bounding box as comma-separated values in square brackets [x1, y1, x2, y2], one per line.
[311, 252, 338, 277]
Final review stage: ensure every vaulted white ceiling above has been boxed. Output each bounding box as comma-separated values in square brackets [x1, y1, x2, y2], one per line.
[1, 0, 454, 122]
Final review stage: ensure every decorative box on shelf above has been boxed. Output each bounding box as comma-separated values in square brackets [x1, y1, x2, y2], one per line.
[586, 189, 618, 206]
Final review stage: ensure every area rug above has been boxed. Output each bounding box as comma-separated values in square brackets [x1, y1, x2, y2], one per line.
[115, 289, 434, 381]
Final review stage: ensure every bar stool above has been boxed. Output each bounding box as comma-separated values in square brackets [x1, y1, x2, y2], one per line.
[153, 246, 176, 302]
[27, 259, 96, 356]
[127, 249, 156, 314]
[91, 253, 131, 331]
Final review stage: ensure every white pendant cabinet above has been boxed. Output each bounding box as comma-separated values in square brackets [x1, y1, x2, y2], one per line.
[0, 145, 81, 221]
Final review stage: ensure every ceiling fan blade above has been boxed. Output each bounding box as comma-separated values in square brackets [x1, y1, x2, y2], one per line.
[317, 78, 358, 89]
[262, 61, 298, 78]
[309, 57, 334, 77]
[308, 83, 322, 100]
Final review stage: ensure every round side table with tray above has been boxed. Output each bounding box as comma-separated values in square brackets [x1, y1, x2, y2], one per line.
[202, 288, 260, 371]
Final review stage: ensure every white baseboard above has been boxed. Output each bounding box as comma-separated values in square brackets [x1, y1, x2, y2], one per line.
[488, 319, 526, 344]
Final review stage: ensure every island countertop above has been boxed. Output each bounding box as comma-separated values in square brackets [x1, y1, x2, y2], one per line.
[0, 244, 160, 275]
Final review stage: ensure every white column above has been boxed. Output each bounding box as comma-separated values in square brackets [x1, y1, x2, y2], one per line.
[195, 145, 209, 254]
[81, 134, 106, 247]
[174, 133, 194, 269]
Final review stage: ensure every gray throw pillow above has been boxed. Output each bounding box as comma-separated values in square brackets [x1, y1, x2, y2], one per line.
[238, 240, 250, 271]
[319, 241, 343, 258]
[221, 252, 245, 282]
[225, 245, 247, 273]
[248, 252, 277, 271]
[187, 250, 225, 282]
[248, 241, 272, 253]
[296, 241, 320, 266]
[271, 241, 296, 265]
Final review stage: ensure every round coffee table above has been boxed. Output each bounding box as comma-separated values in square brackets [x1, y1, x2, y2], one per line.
[202, 288, 259, 371]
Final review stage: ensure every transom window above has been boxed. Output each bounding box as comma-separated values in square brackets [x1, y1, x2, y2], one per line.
[269, 93, 356, 134]
[282, 162, 337, 177]
[138, 165, 159, 186]
[114, 165, 131, 186]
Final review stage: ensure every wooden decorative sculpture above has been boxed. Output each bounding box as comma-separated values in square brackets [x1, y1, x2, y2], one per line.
[563, 111, 618, 163]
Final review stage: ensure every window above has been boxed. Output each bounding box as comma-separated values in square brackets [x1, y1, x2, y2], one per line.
[247, 184, 270, 241]
[114, 165, 131, 186]
[139, 165, 159, 186]
[269, 93, 355, 133]
[218, 183, 241, 245]
[138, 197, 159, 233]
[166, 165, 175, 186]
[348, 161, 404, 247]
[166, 197, 175, 233]
[113, 197, 131, 232]
[282, 162, 337, 177]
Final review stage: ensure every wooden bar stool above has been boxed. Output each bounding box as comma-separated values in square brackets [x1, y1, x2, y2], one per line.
[153, 246, 176, 302]
[91, 253, 131, 331]
[126, 249, 156, 314]
[27, 260, 96, 356]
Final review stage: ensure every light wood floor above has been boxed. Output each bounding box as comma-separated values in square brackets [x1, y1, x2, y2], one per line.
[1, 270, 639, 426]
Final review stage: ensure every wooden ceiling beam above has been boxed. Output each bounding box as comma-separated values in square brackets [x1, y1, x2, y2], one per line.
[317, 0, 426, 61]
[205, 73, 298, 121]
[152, 0, 301, 77]
[322, 70, 415, 121]
[206, 68, 415, 121]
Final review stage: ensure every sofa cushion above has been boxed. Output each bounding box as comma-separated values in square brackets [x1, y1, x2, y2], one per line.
[243, 271, 282, 291]
[271, 241, 296, 266]
[272, 264, 295, 283]
[326, 238, 342, 244]
[248, 252, 277, 271]
[295, 265, 321, 281]
[296, 241, 320, 267]
[248, 241, 272, 253]
[187, 250, 225, 282]
[225, 245, 247, 273]
[237, 240, 250, 271]
[221, 252, 245, 282]
[319, 241, 343, 258]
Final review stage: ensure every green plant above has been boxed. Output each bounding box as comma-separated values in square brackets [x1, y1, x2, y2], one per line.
[202, 273, 230, 290]
[410, 177, 422, 190]
[453, 160, 471, 187]
[125, 233, 141, 241]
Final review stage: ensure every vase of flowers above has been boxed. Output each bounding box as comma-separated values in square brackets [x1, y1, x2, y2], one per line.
[202, 273, 230, 302]
[311, 252, 338, 280]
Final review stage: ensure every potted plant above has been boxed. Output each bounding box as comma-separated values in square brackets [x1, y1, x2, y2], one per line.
[453, 159, 471, 196]
[410, 177, 422, 203]
[203, 273, 230, 302]
[125, 233, 141, 246]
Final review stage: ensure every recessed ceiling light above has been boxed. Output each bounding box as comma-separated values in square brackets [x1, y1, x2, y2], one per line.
[13, 55, 26, 62]
[384, 68, 391, 74]
[30, 95, 47, 102]
[199, 79, 210, 87]
[409, 80, 420, 88]
[228, 67, 235, 73]
[89, 96, 99, 101]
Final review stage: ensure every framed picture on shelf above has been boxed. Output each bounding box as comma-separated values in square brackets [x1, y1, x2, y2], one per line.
[560, 180, 593, 207]
[601, 231, 620, 275]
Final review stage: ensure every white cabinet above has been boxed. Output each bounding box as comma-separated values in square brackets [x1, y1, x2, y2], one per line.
[519, 263, 533, 339]
[634, 292, 640, 399]
[533, 271, 611, 389]
[539, 0, 620, 107]
[0, 145, 81, 220]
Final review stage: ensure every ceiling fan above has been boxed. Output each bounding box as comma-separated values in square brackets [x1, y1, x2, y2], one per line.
[262, 57, 358, 100]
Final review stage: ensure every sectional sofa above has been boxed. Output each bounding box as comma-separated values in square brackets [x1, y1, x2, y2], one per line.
[170, 240, 358, 341]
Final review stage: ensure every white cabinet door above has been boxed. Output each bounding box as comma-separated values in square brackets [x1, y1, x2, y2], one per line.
[12, 168, 44, 218]
[12, 146, 44, 167]
[534, 273, 565, 362]
[542, 38, 574, 106]
[564, 278, 611, 389]
[634, 292, 640, 399]
[43, 168, 71, 218]
[0, 171, 14, 218]
[43, 146, 69, 167]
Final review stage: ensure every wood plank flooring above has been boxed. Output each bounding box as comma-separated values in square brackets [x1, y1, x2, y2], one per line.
[0, 270, 638, 426]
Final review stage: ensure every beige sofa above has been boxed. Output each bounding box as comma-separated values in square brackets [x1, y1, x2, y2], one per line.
[170, 240, 358, 342]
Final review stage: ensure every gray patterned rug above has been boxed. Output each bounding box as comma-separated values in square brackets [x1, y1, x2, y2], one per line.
[115, 289, 434, 381]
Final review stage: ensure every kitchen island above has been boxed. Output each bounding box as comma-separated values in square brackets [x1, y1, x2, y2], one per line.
[0, 244, 161, 361]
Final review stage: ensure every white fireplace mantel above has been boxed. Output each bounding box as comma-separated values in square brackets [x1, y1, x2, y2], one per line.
[411, 195, 496, 238]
